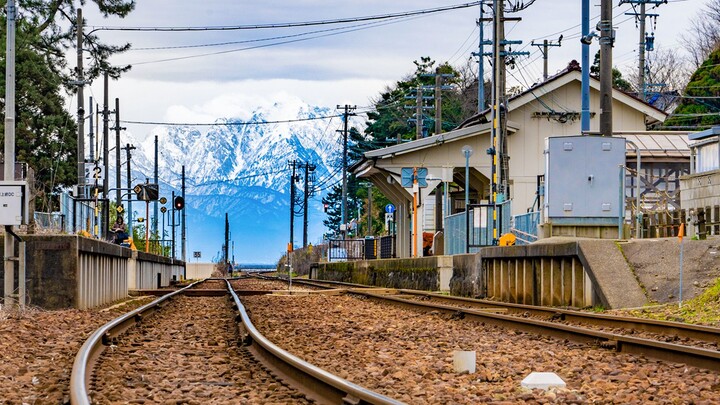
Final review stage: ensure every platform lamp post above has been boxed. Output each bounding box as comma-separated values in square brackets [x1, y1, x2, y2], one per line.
[462, 145, 473, 254]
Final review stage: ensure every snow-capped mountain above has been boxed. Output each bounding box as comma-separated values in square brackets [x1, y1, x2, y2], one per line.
[112, 99, 359, 263]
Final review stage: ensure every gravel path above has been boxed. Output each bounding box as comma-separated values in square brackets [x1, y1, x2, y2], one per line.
[91, 295, 312, 404]
[242, 293, 720, 404]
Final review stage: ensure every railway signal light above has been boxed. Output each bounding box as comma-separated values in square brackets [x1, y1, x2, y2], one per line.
[323, 203, 328, 213]
[174, 196, 185, 210]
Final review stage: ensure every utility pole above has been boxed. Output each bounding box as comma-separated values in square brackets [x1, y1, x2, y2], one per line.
[471, 3, 490, 112]
[153, 135, 159, 238]
[531, 37, 563, 81]
[123, 144, 136, 237]
[599, 0, 614, 137]
[336, 104, 356, 238]
[181, 165, 186, 262]
[621, 0, 664, 101]
[491, 0, 528, 241]
[171, 190, 176, 259]
[4, 0, 17, 307]
[76, 8, 85, 199]
[89, 98, 94, 162]
[300, 162, 316, 247]
[114, 98, 124, 207]
[288, 160, 298, 249]
[224, 213, 229, 269]
[581, 0, 591, 132]
[416, 86, 423, 140]
[367, 183, 373, 235]
[102, 72, 110, 237]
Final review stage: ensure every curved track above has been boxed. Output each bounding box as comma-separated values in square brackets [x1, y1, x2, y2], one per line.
[70, 278, 402, 405]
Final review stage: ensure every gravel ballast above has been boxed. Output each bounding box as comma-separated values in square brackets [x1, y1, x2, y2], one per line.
[242, 293, 720, 404]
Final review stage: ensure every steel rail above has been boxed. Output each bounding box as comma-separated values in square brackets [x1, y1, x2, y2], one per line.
[226, 280, 404, 405]
[392, 290, 720, 344]
[291, 279, 720, 345]
[70, 280, 205, 405]
[348, 290, 720, 371]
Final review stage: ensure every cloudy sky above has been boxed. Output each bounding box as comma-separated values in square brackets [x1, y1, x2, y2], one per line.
[76, 0, 703, 141]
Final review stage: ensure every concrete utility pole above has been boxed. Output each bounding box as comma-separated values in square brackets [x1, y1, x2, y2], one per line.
[181, 165, 186, 262]
[102, 72, 110, 237]
[599, 0, 614, 137]
[621, 0, 665, 101]
[76, 8, 85, 199]
[337, 104, 356, 238]
[300, 162, 316, 248]
[531, 37, 563, 81]
[89, 98, 94, 161]
[224, 213, 229, 267]
[171, 190, 176, 259]
[288, 160, 298, 249]
[153, 135, 159, 238]
[491, 0, 528, 241]
[115, 98, 122, 207]
[415, 86, 423, 140]
[4, 0, 17, 307]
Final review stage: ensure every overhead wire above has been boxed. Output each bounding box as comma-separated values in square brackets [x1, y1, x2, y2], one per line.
[88, 2, 482, 33]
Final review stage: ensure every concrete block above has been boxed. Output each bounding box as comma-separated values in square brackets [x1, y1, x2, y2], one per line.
[521, 372, 566, 390]
[452, 350, 476, 373]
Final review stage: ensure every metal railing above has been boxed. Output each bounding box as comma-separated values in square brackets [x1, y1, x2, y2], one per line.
[444, 201, 513, 255]
[511, 211, 540, 245]
[326, 236, 397, 262]
[33, 212, 65, 233]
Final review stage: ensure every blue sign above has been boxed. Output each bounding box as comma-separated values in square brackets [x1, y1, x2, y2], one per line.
[385, 204, 396, 214]
[400, 167, 428, 188]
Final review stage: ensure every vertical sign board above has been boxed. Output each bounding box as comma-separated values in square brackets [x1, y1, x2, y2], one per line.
[0, 181, 28, 226]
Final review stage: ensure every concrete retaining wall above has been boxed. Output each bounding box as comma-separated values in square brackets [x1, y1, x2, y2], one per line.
[311, 240, 646, 309]
[186, 263, 215, 280]
[680, 170, 720, 238]
[312, 256, 453, 292]
[1, 235, 185, 310]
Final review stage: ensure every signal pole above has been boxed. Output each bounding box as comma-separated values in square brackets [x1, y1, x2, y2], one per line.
[336, 104, 356, 239]
[123, 144, 136, 236]
[114, 98, 125, 207]
[300, 162, 316, 247]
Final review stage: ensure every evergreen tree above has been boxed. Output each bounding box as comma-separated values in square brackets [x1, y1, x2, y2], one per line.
[663, 48, 720, 129]
[0, 1, 135, 211]
[590, 50, 633, 92]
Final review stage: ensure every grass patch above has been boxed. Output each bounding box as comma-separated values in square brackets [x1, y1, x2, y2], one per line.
[623, 277, 720, 326]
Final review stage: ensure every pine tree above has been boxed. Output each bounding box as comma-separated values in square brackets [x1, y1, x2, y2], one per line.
[663, 48, 720, 129]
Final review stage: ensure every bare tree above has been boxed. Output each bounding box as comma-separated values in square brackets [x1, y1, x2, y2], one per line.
[681, 0, 720, 68]
[625, 47, 692, 93]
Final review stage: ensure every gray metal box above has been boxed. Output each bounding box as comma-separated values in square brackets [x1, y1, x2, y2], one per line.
[0, 181, 28, 225]
[545, 136, 625, 220]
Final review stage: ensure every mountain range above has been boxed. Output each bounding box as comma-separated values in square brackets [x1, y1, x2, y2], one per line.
[111, 98, 356, 263]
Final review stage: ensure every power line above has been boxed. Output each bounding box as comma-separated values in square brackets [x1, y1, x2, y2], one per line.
[88, 2, 482, 33]
[121, 114, 352, 126]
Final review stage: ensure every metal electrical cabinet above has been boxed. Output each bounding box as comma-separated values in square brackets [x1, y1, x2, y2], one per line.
[0, 181, 28, 226]
[545, 136, 625, 224]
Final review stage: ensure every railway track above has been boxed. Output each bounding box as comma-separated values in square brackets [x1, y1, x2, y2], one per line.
[285, 278, 720, 371]
[240, 283, 720, 403]
[70, 278, 402, 405]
